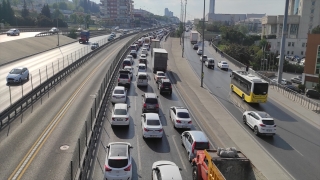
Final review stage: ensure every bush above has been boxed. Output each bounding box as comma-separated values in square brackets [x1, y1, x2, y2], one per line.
[68, 29, 77, 39]
[298, 84, 306, 93]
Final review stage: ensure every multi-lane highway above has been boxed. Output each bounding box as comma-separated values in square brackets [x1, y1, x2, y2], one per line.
[183, 33, 320, 180]
[0, 32, 40, 43]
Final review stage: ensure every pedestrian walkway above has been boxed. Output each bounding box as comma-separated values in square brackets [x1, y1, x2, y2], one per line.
[163, 37, 292, 180]
[203, 41, 320, 129]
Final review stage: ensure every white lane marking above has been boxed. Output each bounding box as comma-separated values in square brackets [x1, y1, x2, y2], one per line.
[136, 135, 142, 171]
[292, 146, 304, 156]
[172, 135, 187, 170]
[135, 96, 136, 111]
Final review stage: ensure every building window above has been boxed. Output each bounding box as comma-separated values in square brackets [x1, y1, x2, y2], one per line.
[311, 9, 314, 13]
[310, 17, 313, 22]
[287, 51, 290, 55]
[292, 42, 295, 47]
[301, 51, 304, 55]
[277, 42, 280, 47]
[302, 43, 305, 47]
[291, 51, 294, 55]
[312, 1, 315, 5]
[288, 42, 291, 47]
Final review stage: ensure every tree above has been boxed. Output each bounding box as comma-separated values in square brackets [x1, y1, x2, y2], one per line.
[5, 0, 15, 25]
[37, 14, 52, 27]
[70, 13, 78, 23]
[52, 9, 64, 20]
[239, 25, 249, 34]
[41, 4, 51, 19]
[311, 25, 320, 34]
[21, 0, 30, 18]
[59, 2, 68, 10]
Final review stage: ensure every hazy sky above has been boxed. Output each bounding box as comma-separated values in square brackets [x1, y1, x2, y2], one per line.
[95, 0, 287, 20]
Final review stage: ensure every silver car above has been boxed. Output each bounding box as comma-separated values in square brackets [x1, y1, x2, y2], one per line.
[7, 29, 20, 36]
[6, 67, 29, 84]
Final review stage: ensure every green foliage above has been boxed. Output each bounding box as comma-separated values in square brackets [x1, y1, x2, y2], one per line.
[68, 29, 78, 39]
[259, 38, 267, 48]
[21, 0, 30, 17]
[41, 4, 51, 19]
[298, 84, 306, 93]
[37, 14, 52, 27]
[311, 25, 320, 34]
[0, 0, 15, 25]
[282, 60, 304, 73]
[223, 44, 252, 65]
[52, 9, 64, 20]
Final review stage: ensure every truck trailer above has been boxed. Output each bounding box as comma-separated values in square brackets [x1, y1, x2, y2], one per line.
[192, 149, 266, 180]
[190, 31, 198, 44]
[152, 48, 168, 73]
[151, 39, 160, 49]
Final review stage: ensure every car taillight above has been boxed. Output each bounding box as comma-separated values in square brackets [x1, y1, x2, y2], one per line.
[144, 128, 149, 132]
[188, 121, 192, 124]
[192, 143, 195, 153]
[118, 78, 120, 82]
[112, 118, 115, 121]
[105, 165, 112, 171]
[124, 164, 131, 171]
[143, 103, 147, 108]
[112, 95, 116, 98]
[120, 96, 125, 98]
[125, 118, 129, 121]
[170, 85, 172, 89]
[274, 125, 277, 127]
[128, 78, 131, 82]
[176, 120, 181, 123]
[156, 104, 159, 108]
[259, 124, 266, 127]
[157, 128, 163, 132]
[161, 84, 164, 88]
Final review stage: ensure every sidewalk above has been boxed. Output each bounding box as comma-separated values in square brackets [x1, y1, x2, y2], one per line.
[204, 41, 320, 129]
[163, 37, 292, 180]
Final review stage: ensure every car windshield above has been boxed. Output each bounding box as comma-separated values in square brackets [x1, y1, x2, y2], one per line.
[10, 69, 22, 74]
[262, 120, 274, 125]
[253, 83, 268, 95]
[162, 82, 171, 87]
[9, 29, 15, 31]
[158, 73, 165, 76]
[114, 109, 127, 115]
[123, 61, 131, 65]
[108, 159, 128, 168]
[147, 119, 160, 125]
[145, 98, 157, 104]
[222, 62, 228, 64]
[139, 66, 146, 70]
[177, 112, 190, 118]
[195, 142, 209, 150]
[114, 90, 124, 94]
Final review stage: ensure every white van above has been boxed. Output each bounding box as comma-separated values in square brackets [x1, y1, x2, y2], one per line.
[136, 72, 148, 87]
[137, 64, 147, 74]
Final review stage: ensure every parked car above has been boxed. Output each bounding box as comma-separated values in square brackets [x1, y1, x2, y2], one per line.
[6, 67, 29, 84]
[136, 72, 148, 87]
[291, 77, 302, 84]
[217, 61, 229, 71]
[154, 71, 166, 83]
[111, 103, 130, 126]
[306, 89, 320, 99]
[142, 93, 159, 113]
[196, 49, 202, 55]
[158, 79, 172, 95]
[151, 161, 182, 180]
[181, 131, 209, 161]
[193, 44, 198, 50]
[285, 85, 302, 93]
[130, 50, 137, 58]
[242, 111, 276, 136]
[91, 43, 99, 50]
[111, 86, 127, 104]
[271, 78, 287, 85]
[6, 28, 20, 36]
[169, 106, 192, 129]
[141, 113, 163, 138]
[104, 142, 133, 179]
[205, 58, 215, 69]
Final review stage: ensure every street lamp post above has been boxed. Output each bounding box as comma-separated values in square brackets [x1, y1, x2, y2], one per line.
[56, 0, 59, 46]
[278, 0, 289, 84]
[200, 0, 205, 87]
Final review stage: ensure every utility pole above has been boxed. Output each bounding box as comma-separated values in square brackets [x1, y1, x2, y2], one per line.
[182, 0, 187, 57]
[278, 0, 289, 84]
[200, 0, 205, 87]
[57, 0, 60, 46]
[180, 0, 183, 45]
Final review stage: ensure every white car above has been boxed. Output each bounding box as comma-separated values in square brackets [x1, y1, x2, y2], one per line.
[242, 111, 276, 136]
[271, 78, 287, 85]
[154, 71, 166, 83]
[217, 61, 229, 70]
[124, 66, 133, 79]
[152, 161, 183, 180]
[136, 72, 148, 87]
[196, 49, 202, 55]
[169, 106, 192, 129]
[49, 27, 59, 34]
[105, 142, 133, 180]
[200, 55, 207, 62]
[141, 48, 148, 55]
[126, 55, 134, 64]
[137, 63, 147, 74]
[141, 113, 163, 138]
[6, 67, 29, 84]
[111, 103, 130, 126]
[111, 86, 127, 104]
[140, 53, 147, 59]
[6, 28, 20, 36]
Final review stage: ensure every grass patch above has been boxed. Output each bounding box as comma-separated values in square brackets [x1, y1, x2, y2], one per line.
[218, 44, 227, 51]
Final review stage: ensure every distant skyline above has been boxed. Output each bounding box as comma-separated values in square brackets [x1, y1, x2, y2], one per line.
[93, 0, 286, 21]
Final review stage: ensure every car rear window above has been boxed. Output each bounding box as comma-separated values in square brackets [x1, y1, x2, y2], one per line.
[139, 66, 146, 70]
[114, 109, 127, 115]
[209, 60, 214, 63]
[108, 159, 128, 168]
[147, 119, 160, 125]
[123, 61, 131, 65]
[195, 142, 209, 150]
[262, 120, 274, 125]
[138, 75, 147, 79]
[119, 74, 129, 78]
[158, 73, 165, 76]
[145, 98, 158, 104]
[114, 90, 124, 94]
[162, 82, 171, 87]
[177, 112, 190, 118]
[222, 62, 228, 64]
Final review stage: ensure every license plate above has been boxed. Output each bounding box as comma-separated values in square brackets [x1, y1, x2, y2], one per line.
[147, 105, 154, 109]
[116, 119, 122, 121]
[139, 79, 143, 82]
[266, 129, 272, 132]
[165, 88, 169, 89]
[182, 126, 188, 128]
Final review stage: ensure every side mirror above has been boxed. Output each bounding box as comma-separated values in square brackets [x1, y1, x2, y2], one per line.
[179, 168, 182, 171]
[130, 146, 133, 149]
[128, 105, 131, 108]
[106, 145, 110, 148]
[230, 74, 232, 77]
[141, 94, 144, 97]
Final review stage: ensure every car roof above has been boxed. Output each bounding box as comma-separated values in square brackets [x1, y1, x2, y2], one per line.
[145, 113, 160, 120]
[127, 55, 133, 57]
[123, 59, 131, 61]
[156, 71, 164, 73]
[186, 131, 208, 142]
[130, 50, 136, 52]
[138, 63, 146, 66]
[253, 111, 272, 119]
[144, 93, 157, 98]
[124, 66, 132, 69]
[175, 107, 189, 113]
[208, 58, 214, 61]
[108, 144, 128, 158]
[12, 67, 25, 70]
[158, 165, 182, 179]
[114, 86, 125, 90]
[114, 103, 128, 110]
[137, 72, 147, 75]
[161, 79, 170, 83]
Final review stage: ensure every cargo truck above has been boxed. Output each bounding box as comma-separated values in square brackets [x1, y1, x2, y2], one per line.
[152, 48, 168, 73]
[191, 149, 266, 180]
[151, 39, 160, 49]
[79, 31, 90, 44]
[190, 31, 198, 44]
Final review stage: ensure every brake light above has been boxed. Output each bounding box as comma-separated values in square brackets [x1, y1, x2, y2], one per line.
[112, 118, 115, 121]
[274, 125, 277, 127]
[125, 118, 129, 121]
[259, 124, 266, 127]
[176, 120, 181, 123]
[143, 103, 147, 108]
[124, 164, 131, 171]
[105, 165, 112, 171]
[156, 104, 159, 108]
[188, 121, 192, 124]
[170, 85, 172, 89]
[158, 128, 163, 132]
[161, 84, 164, 88]
[192, 143, 195, 154]
[128, 78, 131, 82]
[118, 78, 120, 82]
[144, 128, 149, 132]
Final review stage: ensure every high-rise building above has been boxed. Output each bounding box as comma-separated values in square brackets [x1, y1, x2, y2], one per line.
[209, 0, 215, 14]
[165, 8, 169, 16]
[100, 0, 133, 27]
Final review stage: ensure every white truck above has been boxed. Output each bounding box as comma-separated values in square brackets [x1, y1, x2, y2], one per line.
[152, 48, 168, 73]
[190, 31, 198, 44]
[151, 39, 160, 49]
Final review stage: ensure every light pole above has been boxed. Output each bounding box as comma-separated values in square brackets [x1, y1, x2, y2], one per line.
[200, 0, 205, 87]
[56, 0, 60, 46]
[15, 15, 18, 28]
[278, 0, 289, 84]
[182, 0, 187, 57]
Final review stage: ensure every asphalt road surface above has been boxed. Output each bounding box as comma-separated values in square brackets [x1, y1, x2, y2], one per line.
[184, 36, 320, 180]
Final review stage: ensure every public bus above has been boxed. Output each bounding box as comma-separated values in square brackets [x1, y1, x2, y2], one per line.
[230, 71, 269, 103]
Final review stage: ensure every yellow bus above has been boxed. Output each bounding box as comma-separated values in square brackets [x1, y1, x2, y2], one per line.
[230, 71, 269, 103]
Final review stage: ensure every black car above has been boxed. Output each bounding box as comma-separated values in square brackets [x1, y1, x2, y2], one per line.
[193, 44, 198, 50]
[158, 79, 172, 95]
[285, 85, 302, 93]
[130, 50, 137, 58]
[306, 89, 320, 99]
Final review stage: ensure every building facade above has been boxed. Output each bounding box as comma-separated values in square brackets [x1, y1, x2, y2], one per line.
[261, 0, 320, 57]
[164, 8, 173, 17]
[303, 33, 320, 88]
[100, 0, 133, 27]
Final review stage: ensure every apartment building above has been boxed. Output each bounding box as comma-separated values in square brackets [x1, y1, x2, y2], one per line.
[303, 33, 320, 88]
[100, 0, 133, 27]
[261, 0, 320, 57]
